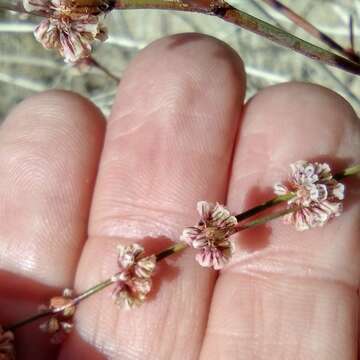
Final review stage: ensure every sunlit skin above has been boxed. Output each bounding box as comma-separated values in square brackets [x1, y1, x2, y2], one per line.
[0, 34, 359, 359]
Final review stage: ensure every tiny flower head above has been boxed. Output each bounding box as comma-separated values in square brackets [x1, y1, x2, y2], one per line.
[0, 326, 15, 360]
[24, 0, 108, 62]
[112, 243, 156, 310]
[274, 160, 345, 231]
[180, 201, 237, 270]
[39, 288, 75, 344]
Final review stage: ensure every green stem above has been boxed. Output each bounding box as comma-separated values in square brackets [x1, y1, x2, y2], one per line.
[70, 278, 114, 307]
[113, 0, 360, 75]
[3, 309, 53, 332]
[237, 207, 296, 231]
[5, 164, 360, 332]
[1, 0, 359, 74]
[235, 193, 295, 222]
[155, 241, 188, 262]
[260, 0, 360, 63]
[4, 278, 116, 332]
[334, 164, 360, 180]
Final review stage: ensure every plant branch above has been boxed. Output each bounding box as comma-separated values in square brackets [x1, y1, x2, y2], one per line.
[260, 0, 360, 63]
[4, 163, 360, 332]
[113, 0, 360, 75]
[1, 0, 359, 75]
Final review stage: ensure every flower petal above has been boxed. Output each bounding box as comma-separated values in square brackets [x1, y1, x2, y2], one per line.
[274, 183, 289, 196]
[117, 243, 144, 270]
[135, 255, 156, 279]
[196, 201, 212, 221]
[211, 203, 237, 228]
[23, 0, 50, 13]
[180, 226, 202, 245]
[332, 182, 345, 200]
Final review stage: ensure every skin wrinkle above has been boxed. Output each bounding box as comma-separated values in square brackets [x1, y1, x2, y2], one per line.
[90, 201, 191, 239]
[228, 235, 360, 287]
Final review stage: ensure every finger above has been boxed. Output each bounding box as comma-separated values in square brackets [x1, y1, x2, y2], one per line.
[0, 91, 105, 359]
[59, 34, 246, 360]
[201, 83, 360, 359]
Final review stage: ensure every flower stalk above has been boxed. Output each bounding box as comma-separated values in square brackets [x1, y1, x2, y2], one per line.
[3, 163, 360, 332]
[260, 0, 360, 64]
[0, 0, 359, 74]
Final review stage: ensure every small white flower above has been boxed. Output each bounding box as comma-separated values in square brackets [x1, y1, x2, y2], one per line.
[274, 160, 345, 231]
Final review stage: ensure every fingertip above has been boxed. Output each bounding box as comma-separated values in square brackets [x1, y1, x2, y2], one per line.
[110, 33, 246, 129]
[0, 90, 106, 286]
[244, 81, 357, 136]
[4, 90, 106, 135]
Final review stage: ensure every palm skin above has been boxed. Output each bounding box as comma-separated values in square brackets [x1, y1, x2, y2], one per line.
[0, 34, 359, 360]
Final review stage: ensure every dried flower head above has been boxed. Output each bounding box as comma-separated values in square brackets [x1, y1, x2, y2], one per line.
[112, 243, 156, 310]
[39, 288, 75, 344]
[23, 0, 108, 63]
[274, 160, 345, 231]
[180, 201, 237, 270]
[0, 326, 15, 360]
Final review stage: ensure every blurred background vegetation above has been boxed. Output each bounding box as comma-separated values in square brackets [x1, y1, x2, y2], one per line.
[0, 0, 359, 118]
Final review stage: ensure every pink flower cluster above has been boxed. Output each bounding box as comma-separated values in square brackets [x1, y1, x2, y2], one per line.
[23, 0, 108, 62]
[274, 160, 345, 231]
[180, 201, 237, 270]
[112, 244, 157, 309]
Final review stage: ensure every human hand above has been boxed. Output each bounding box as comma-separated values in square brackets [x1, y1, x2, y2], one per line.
[0, 34, 359, 360]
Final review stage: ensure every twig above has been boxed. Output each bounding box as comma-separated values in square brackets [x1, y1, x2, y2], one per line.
[260, 0, 360, 63]
[1, 0, 359, 75]
[3, 163, 360, 332]
[88, 57, 121, 82]
[112, 0, 360, 75]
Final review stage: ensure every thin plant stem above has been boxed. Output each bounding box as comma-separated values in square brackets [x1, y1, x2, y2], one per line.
[334, 164, 360, 180]
[112, 0, 360, 75]
[3, 309, 53, 332]
[260, 0, 360, 63]
[155, 241, 188, 262]
[3, 278, 116, 331]
[4, 163, 360, 332]
[236, 207, 296, 231]
[235, 193, 295, 222]
[88, 57, 121, 82]
[349, 16, 355, 55]
[0, 0, 359, 75]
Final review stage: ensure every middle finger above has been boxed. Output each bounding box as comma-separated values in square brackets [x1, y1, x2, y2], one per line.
[60, 34, 246, 359]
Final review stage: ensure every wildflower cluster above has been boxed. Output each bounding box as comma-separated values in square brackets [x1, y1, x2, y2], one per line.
[23, 0, 108, 62]
[112, 244, 157, 309]
[2, 160, 357, 355]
